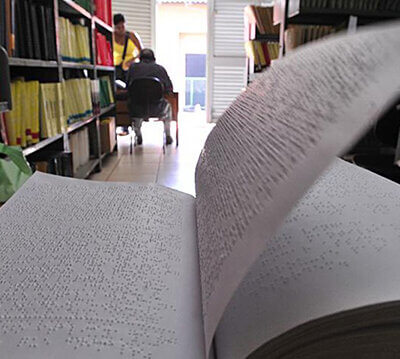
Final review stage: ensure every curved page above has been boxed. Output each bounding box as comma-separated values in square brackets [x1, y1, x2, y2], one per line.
[0, 172, 204, 359]
[215, 159, 400, 358]
[195, 21, 400, 349]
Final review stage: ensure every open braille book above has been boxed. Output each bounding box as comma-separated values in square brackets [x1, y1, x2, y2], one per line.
[1, 22, 400, 359]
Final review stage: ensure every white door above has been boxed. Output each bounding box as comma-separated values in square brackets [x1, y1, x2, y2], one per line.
[206, 0, 248, 122]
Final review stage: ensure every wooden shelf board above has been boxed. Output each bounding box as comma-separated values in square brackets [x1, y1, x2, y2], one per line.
[74, 159, 100, 179]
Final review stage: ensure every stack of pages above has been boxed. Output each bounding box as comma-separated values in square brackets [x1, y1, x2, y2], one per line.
[0, 22, 400, 359]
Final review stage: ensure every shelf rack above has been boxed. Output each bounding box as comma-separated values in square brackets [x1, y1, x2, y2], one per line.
[6, 0, 116, 179]
[245, 5, 280, 85]
[22, 104, 115, 157]
[274, 0, 400, 55]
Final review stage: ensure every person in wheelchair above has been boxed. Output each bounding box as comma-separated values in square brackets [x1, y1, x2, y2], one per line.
[126, 49, 174, 145]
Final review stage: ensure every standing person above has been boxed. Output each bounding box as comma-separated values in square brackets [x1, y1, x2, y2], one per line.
[126, 49, 174, 145]
[113, 14, 143, 82]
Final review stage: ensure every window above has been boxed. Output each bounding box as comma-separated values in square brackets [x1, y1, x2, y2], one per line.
[185, 54, 206, 111]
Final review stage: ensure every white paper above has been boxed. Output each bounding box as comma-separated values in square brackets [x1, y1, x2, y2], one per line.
[0, 172, 205, 359]
[215, 159, 400, 358]
[195, 22, 400, 349]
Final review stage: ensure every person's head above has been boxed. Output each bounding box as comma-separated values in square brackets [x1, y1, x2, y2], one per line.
[139, 49, 156, 63]
[113, 14, 125, 36]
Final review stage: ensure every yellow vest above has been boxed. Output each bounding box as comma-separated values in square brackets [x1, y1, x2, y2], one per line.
[113, 36, 139, 69]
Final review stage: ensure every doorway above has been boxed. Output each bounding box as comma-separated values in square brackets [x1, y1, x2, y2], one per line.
[155, 0, 207, 117]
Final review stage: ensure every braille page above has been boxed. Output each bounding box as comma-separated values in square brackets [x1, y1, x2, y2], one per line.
[215, 159, 400, 359]
[0, 172, 205, 359]
[195, 21, 400, 349]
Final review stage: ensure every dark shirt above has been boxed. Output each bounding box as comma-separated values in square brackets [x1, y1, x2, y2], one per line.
[126, 60, 173, 93]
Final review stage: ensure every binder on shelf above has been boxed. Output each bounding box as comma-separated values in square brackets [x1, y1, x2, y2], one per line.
[100, 117, 116, 154]
[4, 79, 41, 147]
[22, 0, 33, 59]
[94, 0, 112, 26]
[39, 83, 55, 139]
[14, 0, 25, 58]
[11, 1, 56, 60]
[247, 5, 279, 36]
[0, 0, 9, 51]
[45, 6, 57, 60]
[285, 24, 335, 51]
[99, 76, 114, 108]
[95, 30, 113, 66]
[29, 3, 41, 59]
[60, 17, 91, 64]
[91, 79, 101, 113]
[28, 81, 40, 144]
[69, 127, 90, 174]
[64, 78, 93, 124]
[37, 5, 49, 60]
[4, 82, 18, 146]
[246, 41, 277, 70]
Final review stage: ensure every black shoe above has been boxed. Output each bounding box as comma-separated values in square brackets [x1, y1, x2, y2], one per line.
[166, 135, 173, 145]
[136, 135, 143, 145]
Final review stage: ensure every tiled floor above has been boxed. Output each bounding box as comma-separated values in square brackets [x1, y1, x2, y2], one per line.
[89, 112, 214, 196]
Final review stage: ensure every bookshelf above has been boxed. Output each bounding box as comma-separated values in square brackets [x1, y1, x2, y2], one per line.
[274, 0, 400, 56]
[2, 0, 116, 179]
[273, 0, 400, 183]
[245, 5, 280, 85]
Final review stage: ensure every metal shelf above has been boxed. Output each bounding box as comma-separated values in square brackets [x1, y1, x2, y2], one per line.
[253, 34, 280, 42]
[62, 61, 94, 70]
[100, 104, 116, 116]
[74, 158, 100, 179]
[22, 107, 115, 157]
[94, 17, 113, 33]
[297, 7, 400, 19]
[23, 116, 96, 157]
[100, 152, 108, 161]
[284, 7, 400, 25]
[67, 115, 96, 133]
[23, 134, 64, 157]
[9, 58, 58, 68]
[59, 0, 92, 19]
[96, 65, 115, 72]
